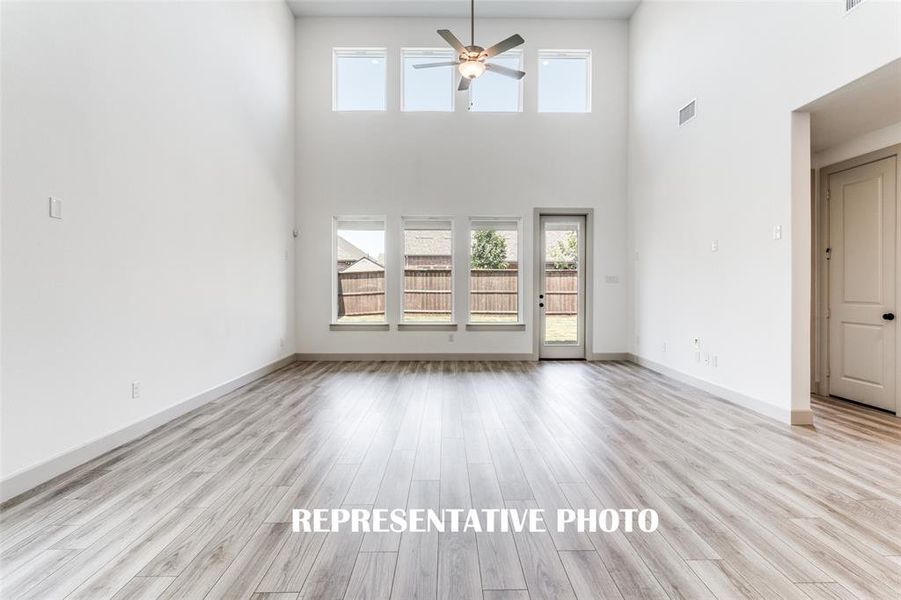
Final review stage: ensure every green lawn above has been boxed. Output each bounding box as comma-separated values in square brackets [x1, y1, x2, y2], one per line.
[336, 312, 577, 342]
[335, 314, 386, 323]
[544, 315, 577, 343]
[468, 313, 520, 324]
[402, 313, 453, 322]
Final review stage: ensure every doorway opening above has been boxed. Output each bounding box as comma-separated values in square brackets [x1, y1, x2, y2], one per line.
[817, 149, 899, 413]
[803, 58, 901, 415]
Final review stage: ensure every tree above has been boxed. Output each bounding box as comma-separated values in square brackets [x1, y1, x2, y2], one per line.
[549, 231, 578, 269]
[470, 229, 508, 269]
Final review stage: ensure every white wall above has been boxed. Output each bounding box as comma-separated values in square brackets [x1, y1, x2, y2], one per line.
[294, 17, 628, 356]
[1, 1, 296, 490]
[628, 0, 901, 421]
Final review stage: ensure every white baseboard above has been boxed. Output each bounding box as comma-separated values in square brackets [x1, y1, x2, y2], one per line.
[0, 355, 298, 504]
[296, 352, 629, 362]
[295, 352, 536, 361]
[588, 352, 630, 361]
[628, 353, 812, 425]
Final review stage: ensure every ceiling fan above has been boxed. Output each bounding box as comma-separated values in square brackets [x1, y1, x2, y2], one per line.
[413, 0, 526, 91]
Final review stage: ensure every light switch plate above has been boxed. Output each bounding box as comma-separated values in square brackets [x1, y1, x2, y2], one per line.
[49, 197, 62, 219]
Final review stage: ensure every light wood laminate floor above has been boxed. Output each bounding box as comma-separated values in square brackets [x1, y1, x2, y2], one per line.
[2, 361, 901, 600]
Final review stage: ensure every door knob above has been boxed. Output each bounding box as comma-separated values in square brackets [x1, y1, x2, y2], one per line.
[883, 313, 895, 321]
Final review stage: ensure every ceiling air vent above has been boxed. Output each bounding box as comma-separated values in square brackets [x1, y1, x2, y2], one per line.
[678, 99, 696, 126]
[845, 0, 866, 12]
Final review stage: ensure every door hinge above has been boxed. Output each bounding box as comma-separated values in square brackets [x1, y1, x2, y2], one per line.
[825, 247, 831, 261]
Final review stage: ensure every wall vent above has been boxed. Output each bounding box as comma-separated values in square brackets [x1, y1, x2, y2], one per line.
[845, 0, 866, 12]
[678, 99, 696, 126]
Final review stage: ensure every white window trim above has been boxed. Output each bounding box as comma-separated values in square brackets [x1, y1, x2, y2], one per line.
[400, 48, 456, 112]
[468, 49, 524, 113]
[332, 47, 387, 112]
[332, 215, 388, 326]
[537, 49, 592, 114]
[467, 216, 524, 325]
[400, 216, 456, 325]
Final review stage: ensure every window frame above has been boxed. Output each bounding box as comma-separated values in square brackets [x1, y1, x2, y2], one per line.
[468, 49, 524, 113]
[332, 215, 388, 327]
[332, 47, 388, 112]
[537, 49, 592, 113]
[399, 216, 456, 326]
[467, 217, 524, 326]
[400, 47, 456, 112]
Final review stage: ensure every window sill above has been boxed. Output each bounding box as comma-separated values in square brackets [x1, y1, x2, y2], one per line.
[465, 323, 526, 331]
[397, 323, 458, 331]
[329, 323, 389, 331]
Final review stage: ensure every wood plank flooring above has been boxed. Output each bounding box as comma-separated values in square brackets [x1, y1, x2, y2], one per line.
[2, 360, 901, 599]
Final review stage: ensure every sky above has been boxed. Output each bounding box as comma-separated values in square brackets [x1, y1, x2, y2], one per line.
[336, 51, 588, 112]
[338, 230, 385, 259]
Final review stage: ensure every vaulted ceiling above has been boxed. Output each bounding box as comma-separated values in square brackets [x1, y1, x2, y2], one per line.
[286, 0, 641, 19]
[802, 58, 901, 152]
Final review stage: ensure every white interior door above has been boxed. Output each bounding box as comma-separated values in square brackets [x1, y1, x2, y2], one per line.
[828, 156, 897, 411]
[539, 215, 586, 359]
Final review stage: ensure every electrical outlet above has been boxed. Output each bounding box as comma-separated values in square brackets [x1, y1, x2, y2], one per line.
[448, 333, 454, 342]
[131, 381, 141, 399]
[691, 337, 701, 350]
[711, 240, 719, 252]
[49, 197, 62, 219]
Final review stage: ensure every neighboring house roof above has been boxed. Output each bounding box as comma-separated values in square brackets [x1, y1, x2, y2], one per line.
[337, 236, 371, 262]
[404, 230, 524, 262]
[399, 229, 577, 262]
[543, 230, 570, 249]
[342, 256, 384, 273]
[404, 230, 452, 256]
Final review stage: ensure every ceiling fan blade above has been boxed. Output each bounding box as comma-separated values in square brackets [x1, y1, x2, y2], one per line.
[437, 29, 466, 54]
[412, 61, 459, 69]
[484, 34, 524, 58]
[458, 76, 472, 91]
[485, 62, 526, 80]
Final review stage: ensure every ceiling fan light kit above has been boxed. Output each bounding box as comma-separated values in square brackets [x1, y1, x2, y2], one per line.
[413, 0, 526, 91]
[458, 60, 486, 80]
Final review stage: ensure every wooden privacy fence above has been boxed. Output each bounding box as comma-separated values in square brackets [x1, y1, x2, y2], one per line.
[336, 270, 385, 317]
[470, 269, 517, 315]
[336, 268, 578, 317]
[404, 268, 452, 315]
[543, 269, 578, 315]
